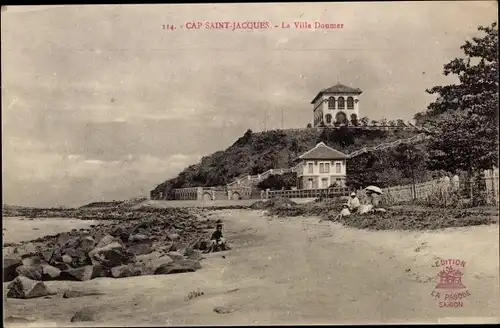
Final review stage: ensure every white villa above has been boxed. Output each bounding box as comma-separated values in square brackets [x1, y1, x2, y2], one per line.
[311, 82, 362, 127]
[295, 142, 349, 189]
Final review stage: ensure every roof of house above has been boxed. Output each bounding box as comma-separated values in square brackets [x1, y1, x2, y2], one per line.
[298, 142, 349, 160]
[311, 82, 363, 104]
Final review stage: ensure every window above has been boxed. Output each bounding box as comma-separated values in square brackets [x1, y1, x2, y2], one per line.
[322, 178, 328, 188]
[338, 97, 345, 110]
[347, 97, 354, 110]
[320, 162, 330, 173]
[328, 97, 335, 109]
[325, 114, 332, 124]
[336, 163, 341, 173]
[308, 163, 313, 173]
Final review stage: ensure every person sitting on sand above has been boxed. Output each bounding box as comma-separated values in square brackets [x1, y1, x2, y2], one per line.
[204, 224, 227, 253]
[348, 192, 360, 212]
[333, 203, 351, 221]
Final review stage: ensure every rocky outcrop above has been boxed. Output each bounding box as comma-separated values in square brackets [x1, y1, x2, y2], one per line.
[7, 276, 56, 299]
[154, 259, 202, 275]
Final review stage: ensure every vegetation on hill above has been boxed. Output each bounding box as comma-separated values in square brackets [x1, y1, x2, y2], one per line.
[151, 127, 422, 199]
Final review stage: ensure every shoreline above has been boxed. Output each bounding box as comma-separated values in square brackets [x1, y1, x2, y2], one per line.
[4, 209, 499, 325]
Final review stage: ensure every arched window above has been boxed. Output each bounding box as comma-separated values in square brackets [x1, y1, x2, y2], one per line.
[328, 97, 335, 109]
[347, 97, 354, 110]
[338, 97, 345, 110]
[336, 111, 347, 125]
[325, 114, 332, 124]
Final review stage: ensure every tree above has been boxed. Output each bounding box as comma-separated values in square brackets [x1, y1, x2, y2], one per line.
[393, 143, 429, 198]
[360, 116, 370, 126]
[257, 173, 297, 190]
[396, 119, 406, 127]
[418, 22, 498, 203]
[350, 114, 359, 126]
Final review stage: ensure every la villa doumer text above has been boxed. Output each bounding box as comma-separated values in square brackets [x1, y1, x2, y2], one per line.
[163, 21, 344, 31]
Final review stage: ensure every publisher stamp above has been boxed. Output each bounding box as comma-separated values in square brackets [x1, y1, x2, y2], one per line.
[431, 259, 471, 308]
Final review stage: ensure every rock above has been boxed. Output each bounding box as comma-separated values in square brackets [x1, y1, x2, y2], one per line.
[63, 247, 91, 267]
[22, 256, 42, 266]
[135, 251, 162, 263]
[41, 250, 55, 263]
[128, 234, 150, 242]
[96, 234, 122, 248]
[63, 290, 105, 299]
[213, 306, 234, 314]
[52, 261, 72, 271]
[154, 259, 202, 275]
[166, 251, 185, 261]
[70, 308, 95, 322]
[62, 254, 73, 264]
[57, 233, 71, 247]
[3, 257, 22, 282]
[128, 243, 153, 256]
[185, 249, 203, 261]
[128, 234, 153, 255]
[168, 233, 180, 241]
[59, 265, 109, 281]
[41, 264, 61, 281]
[16, 265, 43, 281]
[144, 255, 174, 272]
[80, 236, 96, 249]
[110, 263, 153, 278]
[88, 242, 135, 268]
[7, 276, 56, 299]
[18, 242, 37, 256]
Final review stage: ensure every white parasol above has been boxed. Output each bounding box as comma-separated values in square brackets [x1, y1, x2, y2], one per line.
[365, 185, 383, 194]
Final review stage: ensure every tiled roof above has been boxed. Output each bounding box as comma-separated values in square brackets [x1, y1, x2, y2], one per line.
[311, 82, 363, 104]
[298, 142, 349, 160]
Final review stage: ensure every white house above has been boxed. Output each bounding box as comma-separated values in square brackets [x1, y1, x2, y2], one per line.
[311, 82, 362, 127]
[295, 142, 349, 189]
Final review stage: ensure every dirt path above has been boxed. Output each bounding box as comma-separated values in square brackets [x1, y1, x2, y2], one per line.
[4, 210, 499, 326]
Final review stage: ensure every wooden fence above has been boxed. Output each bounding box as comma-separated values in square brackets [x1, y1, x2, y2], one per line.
[377, 178, 454, 204]
[480, 168, 498, 205]
[376, 168, 499, 206]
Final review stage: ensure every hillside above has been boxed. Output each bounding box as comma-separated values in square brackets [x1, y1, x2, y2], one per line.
[151, 127, 431, 200]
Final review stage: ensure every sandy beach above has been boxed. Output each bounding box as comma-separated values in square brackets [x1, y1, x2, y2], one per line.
[3, 209, 499, 326]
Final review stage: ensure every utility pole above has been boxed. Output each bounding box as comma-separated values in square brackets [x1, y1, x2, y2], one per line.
[264, 110, 267, 132]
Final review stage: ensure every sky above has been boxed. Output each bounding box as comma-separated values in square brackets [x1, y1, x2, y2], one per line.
[2, 2, 498, 207]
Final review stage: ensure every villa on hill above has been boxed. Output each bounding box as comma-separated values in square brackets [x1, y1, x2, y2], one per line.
[295, 142, 349, 189]
[311, 82, 362, 127]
